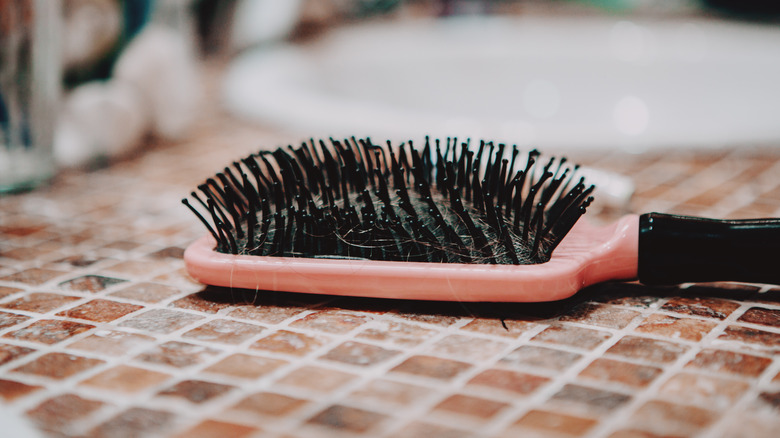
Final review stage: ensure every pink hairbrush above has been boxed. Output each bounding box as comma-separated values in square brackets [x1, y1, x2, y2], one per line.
[182, 137, 780, 302]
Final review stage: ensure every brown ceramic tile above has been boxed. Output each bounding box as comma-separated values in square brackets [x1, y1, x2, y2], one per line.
[149, 246, 185, 259]
[183, 319, 265, 345]
[0, 343, 35, 366]
[595, 290, 664, 309]
[460, 317, 537, 338]
[635, 314, 717, 341]
[0, 310, 30, 329]
[275, 365, 355, 392]
[12, 352, 104, 379]
[434, 394, 509, 419]
[533, 324, 612, 350]
[718, 325, 780, 351]
[170, 292, 235, 314]
[0, 246, 31, 261]
[119, 309, 204, 334]
[727, 201, 780, 219]
[320, 341, 400, 367]
[0, 378, 41, 401]
[356, 320, 437, 346]
[559, 303, 640, 329]
[430, 334, 508, 361]
[513, 409, 597, 436]
[549, 384, 632, 413]
[290, 310, 370, 334]
[760, 285, 780, 297]
[109, 282, 181, 303]
[174, 419, 258, 438]
[686, 348, 772, 378]
[81, 365, 171, 392]
[26, 393, 105, 432]
[660, 297, 740, 319]
[690, 281, 764, 293]
[606, 335, 688, 364]
[391, 355, 472, 381]
[51, 230, 94, 246]
[231, 391, 307, 416]
[721, 415, 780, 438]
[395, 310, 461, 327]
[228, 304, 305, 324]
[659, 372, 749, 410]
[500, 345, 582, 372]
[0, 286, 23, 299]
[756, 390, 780, 413]
[627, 400, 718, 437]
[397, 421, 475, 438]
[136, 341, 222, 368]
[102, 240, 141, 251]
[0, 223, 47, 237]
[152, 267, 202, 286]
[23, 242, 67, 256]
[67, 330, 155, 356]
[4, 319, 94, 344]
[0, 246, 54, 262]
[468, 369, 549, 395]
[148, 224, 188, 238]
[88, 407, 174, 438]
[1, 268, 66, 285]
[738, 307, 780, 328]
[57, 299, 143, 322]
[579, 358, 663, 388]
[204, 353, 287, 379]
[349, 379, 431, 406]
[157, 379, 234, 404]
[48, 254, 109, 269]
[106, 260, 163, 276]
[0, 292, 81, 313]
[306, 404, 387, 434]
[607, 429, 670, 438]
[58, 275, 127, 293]
[250, 330, 329, 356]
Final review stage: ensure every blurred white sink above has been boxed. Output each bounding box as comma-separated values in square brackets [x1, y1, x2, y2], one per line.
[223, 15, 780, 152]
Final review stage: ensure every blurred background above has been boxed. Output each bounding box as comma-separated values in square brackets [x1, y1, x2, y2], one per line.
[216, 0, 780, 154]
[34, 0, 780, 173]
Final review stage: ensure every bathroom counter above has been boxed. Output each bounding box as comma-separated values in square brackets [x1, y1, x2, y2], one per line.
[1, 65, 779, 438]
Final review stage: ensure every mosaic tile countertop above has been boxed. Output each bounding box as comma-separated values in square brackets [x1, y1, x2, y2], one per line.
[2, 71, 780, 438]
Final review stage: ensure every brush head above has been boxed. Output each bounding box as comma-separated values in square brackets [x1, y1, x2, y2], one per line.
[182, 214, 640, 301]
[182, 136, 595, 265]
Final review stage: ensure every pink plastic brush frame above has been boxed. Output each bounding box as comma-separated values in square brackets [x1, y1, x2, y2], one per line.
[184, 214, 640, 302]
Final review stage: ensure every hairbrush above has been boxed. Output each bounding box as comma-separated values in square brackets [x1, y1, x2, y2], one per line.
[182, 137, 780, 302]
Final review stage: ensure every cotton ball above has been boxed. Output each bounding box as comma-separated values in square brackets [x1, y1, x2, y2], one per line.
[55, 80, 150, 167]
[113, 24, 201, 140]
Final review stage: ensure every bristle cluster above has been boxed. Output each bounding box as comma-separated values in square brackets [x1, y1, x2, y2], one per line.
[182, 137, 594, 264]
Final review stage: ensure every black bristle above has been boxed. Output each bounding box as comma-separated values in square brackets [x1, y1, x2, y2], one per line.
[199, 181, 232, 232]
[398, 142, 412, 183]
[221, 183, 245, 239]
[242, 157, 271, 198]
[245, 200, 257, 253]
[183, 137, 595, 264]
[182, 198, 220, 244]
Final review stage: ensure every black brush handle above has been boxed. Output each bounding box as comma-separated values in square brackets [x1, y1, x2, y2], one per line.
[638, 213, 780, 285]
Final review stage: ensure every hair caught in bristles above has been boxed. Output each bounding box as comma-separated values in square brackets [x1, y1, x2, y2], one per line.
[183, 136, 595, 264]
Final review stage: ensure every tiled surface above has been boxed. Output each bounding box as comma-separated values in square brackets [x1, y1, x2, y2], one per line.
[1, 63, 780, 438]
